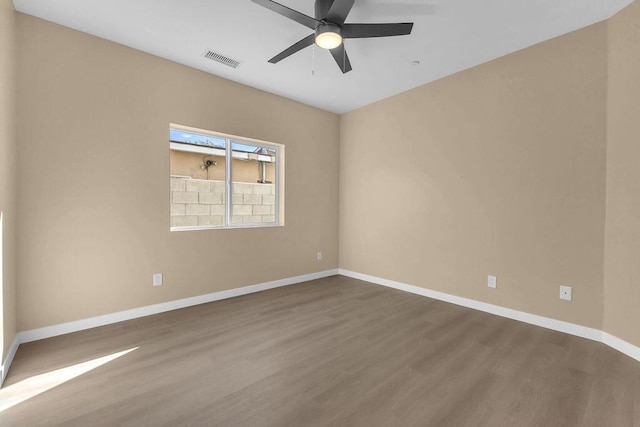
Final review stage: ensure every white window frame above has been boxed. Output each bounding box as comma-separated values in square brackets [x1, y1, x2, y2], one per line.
[170, 124, 284, 231]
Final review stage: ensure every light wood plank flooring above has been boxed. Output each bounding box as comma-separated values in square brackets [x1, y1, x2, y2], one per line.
[1, 275, 639, 426]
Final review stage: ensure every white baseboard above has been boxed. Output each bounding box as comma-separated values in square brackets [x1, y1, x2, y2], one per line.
[602, 332, 640, 362]
[1, 335, 20, 387]
[338, 269, 640, 363]
[17, 269, 338, 344]
[3, 267, 639, 386]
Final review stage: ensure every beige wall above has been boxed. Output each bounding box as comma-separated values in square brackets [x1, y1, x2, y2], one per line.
[170, 150, 276, 183]
[0, 0, 17, 364]
[604, 2, 640, 346]
[7, 3, 640, 351]
[16, 14, 339, 331]
[340, 23, 608, 329]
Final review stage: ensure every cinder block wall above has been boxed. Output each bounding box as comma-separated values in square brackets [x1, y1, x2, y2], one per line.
[170, 177, 275, 227]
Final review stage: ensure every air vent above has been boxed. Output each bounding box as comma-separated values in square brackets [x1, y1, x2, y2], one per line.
[203, 49, 242, 68]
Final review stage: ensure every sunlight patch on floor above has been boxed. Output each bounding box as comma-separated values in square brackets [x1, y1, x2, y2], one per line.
[0, 347, 138, 412]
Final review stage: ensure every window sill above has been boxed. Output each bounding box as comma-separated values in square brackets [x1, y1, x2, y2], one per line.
[170, 223, 283, 232]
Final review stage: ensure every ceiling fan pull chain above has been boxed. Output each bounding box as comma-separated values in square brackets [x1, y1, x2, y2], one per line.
[312, 43, 316, 76]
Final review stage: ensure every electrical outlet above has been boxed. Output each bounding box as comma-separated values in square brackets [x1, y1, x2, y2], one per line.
[560, 285, 572, 301]
[487, 276, 498, 289]
[153, 273, 163, 287]
[487, 275, 497, 289]
[317, 251, 323, 261]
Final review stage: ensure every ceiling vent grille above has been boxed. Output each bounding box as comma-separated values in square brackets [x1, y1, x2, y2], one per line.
[203, 49, 242, 68]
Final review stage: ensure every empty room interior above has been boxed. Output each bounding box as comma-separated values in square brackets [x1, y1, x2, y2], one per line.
[1, 0, 640, 425]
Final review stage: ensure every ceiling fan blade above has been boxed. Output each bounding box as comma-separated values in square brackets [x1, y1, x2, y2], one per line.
[343, 22, 414, 38]
[268, 34, 316, 64]
[251, 0, 319, 30]
[325, 0, 355, 24]
[330, 44, 352, 74]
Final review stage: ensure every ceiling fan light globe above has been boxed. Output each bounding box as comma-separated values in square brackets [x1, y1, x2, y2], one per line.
[315, 25, 343, 50]
[315, 32, 342, 49]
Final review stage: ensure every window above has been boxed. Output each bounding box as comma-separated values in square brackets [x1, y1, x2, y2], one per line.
[169, 124, 283, 231]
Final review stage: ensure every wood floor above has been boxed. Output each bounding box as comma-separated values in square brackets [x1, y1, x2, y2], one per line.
[1, 275, 639, 426]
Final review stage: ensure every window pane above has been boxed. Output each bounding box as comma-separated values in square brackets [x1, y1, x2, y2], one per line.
[231, 141, 277, 225]
[169, 125, 282, 231]
[170, 130, 227, 229]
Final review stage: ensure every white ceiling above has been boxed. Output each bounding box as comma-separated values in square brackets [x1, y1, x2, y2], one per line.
[13, 0, 634, 114]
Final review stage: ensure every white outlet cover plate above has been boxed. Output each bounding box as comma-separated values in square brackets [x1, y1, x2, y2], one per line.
[317, 251, 323, 261]
[560, 285, 572, 301]
[153, 273, 163, 286]
[488, 275, 497, 289]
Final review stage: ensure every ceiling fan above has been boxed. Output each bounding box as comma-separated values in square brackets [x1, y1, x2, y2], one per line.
[251, 0, 414, 73]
